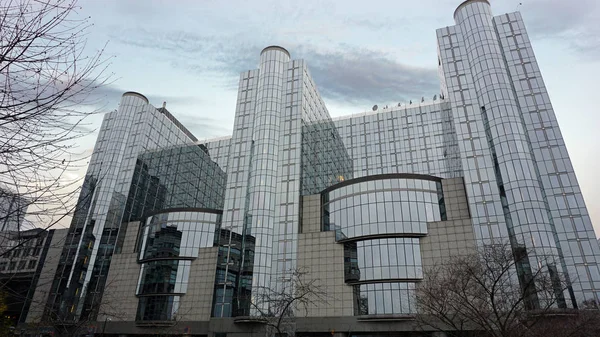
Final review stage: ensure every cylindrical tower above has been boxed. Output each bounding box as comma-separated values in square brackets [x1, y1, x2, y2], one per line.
[454, 0, 564, 306]
[247, 46, 290, 313]
[62, 91, 149, 319]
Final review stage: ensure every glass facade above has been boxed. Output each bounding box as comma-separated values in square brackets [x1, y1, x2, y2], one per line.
[198, 22, 600, 310]
[243, 47, 289, 314]
[47, 93, 198, 321]
[456, 2, 560, 302]
[332, 103, 462, 180]
[353, 238, 422, 281]
[0, 188, 28, 232]
[323, 176, 444, 239]
[437, 0, 600, 306]
[213, 68, 259, 318]
[136, 295, 180, 321]
[137, 260, 189, 295]
[123, 144, 226, 225]
[213, 48, 354, 317]
[353, 283, 416, 315]
[493, 11, 600, 305]
[138, 211, 220, 260]
[136, 210, 221, 321]
[212, 229, 255, 317]
[300, 94, 353, 197]
[322, 175, 443, 315]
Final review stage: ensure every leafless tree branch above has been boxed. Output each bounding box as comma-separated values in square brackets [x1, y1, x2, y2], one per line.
[415, 242, 600, 337]
[0, 0, 113, 236]
[248, 268, 329, 337]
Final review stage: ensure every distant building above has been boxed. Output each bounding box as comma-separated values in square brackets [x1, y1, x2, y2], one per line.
[0, 187, 29, 232]
[0, 228, 68, 326]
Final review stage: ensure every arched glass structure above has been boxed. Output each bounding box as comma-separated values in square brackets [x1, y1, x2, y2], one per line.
[323, 175, 445, 240]
[321, 174, 446, 315]
[135, 209, 221, 321]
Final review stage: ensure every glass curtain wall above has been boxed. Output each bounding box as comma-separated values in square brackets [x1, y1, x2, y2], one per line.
[136, 210, 221, 321]
[322, 174, 446, 315]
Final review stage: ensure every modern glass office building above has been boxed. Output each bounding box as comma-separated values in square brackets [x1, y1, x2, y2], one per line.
[42, 93, 200, 322]
[26, 0, 600, 335]
[438, 0, 599, 304]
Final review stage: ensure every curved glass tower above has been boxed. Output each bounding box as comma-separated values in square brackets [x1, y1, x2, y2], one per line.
[213, 46, 351, 316]
[46, 92, 198, 321]
[438, 0, 600, 305]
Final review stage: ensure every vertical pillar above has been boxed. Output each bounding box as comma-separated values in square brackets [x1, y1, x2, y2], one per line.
[454, 0, 563, 305]
[66, 92, 148, 318]
[247, 46, 290, 313]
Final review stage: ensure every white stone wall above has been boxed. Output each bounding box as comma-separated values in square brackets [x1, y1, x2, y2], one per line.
[441, 177, 470, 221]
[298, 195, 354, 317]
[178, 247, 218, 320]
[99, 221, 219, 322]
[422, 177, 476, 267]
[421, 218, 477, 268]
[99, 222, 141, 322]
[25, 228, 69, 323]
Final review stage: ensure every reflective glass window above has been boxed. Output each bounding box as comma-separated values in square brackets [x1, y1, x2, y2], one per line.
[344, 238, 422, 282]
[136, 295, 180, 321]
[323, 177, 443, 239]
[353, 282, 416, 315]
[140, 211, 219, 260]
[137, 260, 191, 295]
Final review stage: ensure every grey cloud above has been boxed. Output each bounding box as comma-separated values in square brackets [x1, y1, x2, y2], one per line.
[521, 0, 600, 55]
[97, 84, 228, 139]
[144, 93, 199, 108]
[343, 18, 386, 31]
[108, 27, 258, 72]
[108, 28, 438, 104]
[87, 82, 199, 111]
[522, 0, 595, 36]
[296, 46, 439, 104]
[82, 82, 227, 138]
[175, 114, 232, 139]
[568, 33, 600, 54]
[69, 67, 228, 139]
[169, 41, 440, 104]
[342, 15, 424, 33]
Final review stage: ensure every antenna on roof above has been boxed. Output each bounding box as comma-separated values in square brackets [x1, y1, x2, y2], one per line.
[372, 105, 378, 111]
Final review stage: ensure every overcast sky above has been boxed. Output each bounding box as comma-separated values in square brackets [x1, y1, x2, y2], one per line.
[73, 0, 600, 234]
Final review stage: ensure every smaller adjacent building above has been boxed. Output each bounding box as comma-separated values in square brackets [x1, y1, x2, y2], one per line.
[0, 228, 68, 326]
[0, 187, 29, 232]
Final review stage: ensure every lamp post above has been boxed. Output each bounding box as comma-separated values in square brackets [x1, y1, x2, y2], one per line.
[101, 317, 112, 336]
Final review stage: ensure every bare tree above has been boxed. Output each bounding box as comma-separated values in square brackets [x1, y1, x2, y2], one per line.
[415, 242, 600, 337]
[0, 291, 11, 334]
[0, 0, 112, 243]
[249, 268, 328, 337]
